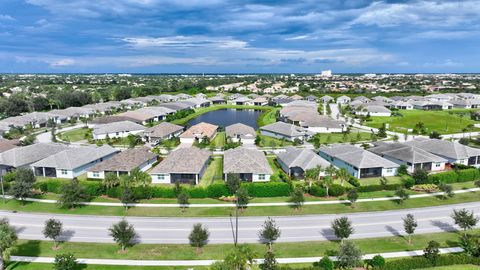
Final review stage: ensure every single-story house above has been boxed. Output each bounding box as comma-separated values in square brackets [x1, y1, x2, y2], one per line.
[0, 139, 19, 154]
[290, 94, 304, 101]
[319, 144, 399, 179]
[391, 101, 414, 110]
[87, 147, 158, 179]
[225, 123, 256, 144]
[230, 96, 252, 106]
[372, 96, 394, 103]
[356, 105, 392, 117]
[88, 115, 141, 127]
[176, 93, 193, 100]
[143, 122, 184, 144]
[49, 107, 95, 121]
[305, 95, 318, 102]
[405, 138, 480, 167]
[369, 142, 447, 173]
[92, 121, 146, 140]
[184, 98, 212, 108]
[223, 147, 273, 182]
[149, 147, 210, 184]
[276, 146, 331, 178]
[411, 101, 453, 110]
[260, 121, 313, 142]
[353, 96, 372, 103]
[31, 145, 119, 179]
[179, 122, 218, 144]
[336, 95, 351, 104]
[251, 96, 269, 106]
[118, 107, 175, 124]
[209, 96, 227, 105]
[297, 115, 345, 133]
[320, 95, 334, 103]
[449, 99, 480, 109]
[0, 143, 69, 175]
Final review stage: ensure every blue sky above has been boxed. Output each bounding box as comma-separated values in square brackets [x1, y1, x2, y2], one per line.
[0, 0, 479, 73]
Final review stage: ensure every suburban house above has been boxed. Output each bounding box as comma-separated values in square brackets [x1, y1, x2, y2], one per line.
[0, 143, 69, 175]
[0, 139, 19, 154]
[411, 100, 453, 110]
[184, 98, 212, 108]
[118, 107, 175, 124]
[223, 147, 273, 182]
[209, 96, 226, 105]
[230, 96, 252, 106]
[405, 138, 480, 167]
[369, 142, 447, 173]
[320, 95, 334, 103]
[305, 95, 318, 102]
[297, 115, 345, 133]
[319, 144, 399, 179]
[353, 96, 372, 103]
[356, 105, 392, 117]
[87, 147, 158, 179]
[450, 99, 480, 109]
[149, 147, 210, 184]
[225, 123, 256, 144]
[391, 101, 414, 110]
[92, 121, 146, 140]
[88, 115, 141, 127]
[50, 107, 95, 121]
[31, 145, 119, 179]
[143, 122, 184, 144]
[276, 146, 331, 178]
[260, 121, 313, 142]
[251, 96, 269, 106]
[179, 122, 218, 144]
[336, 95, 351, 104]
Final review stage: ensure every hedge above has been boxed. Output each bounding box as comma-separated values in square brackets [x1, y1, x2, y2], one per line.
[382, 254, 480, 270]
[357, 183, 402, 193]
[428, 171, 458, 184]
[457, 168, 480, 182]
[308, 185, 327, 197]
[242, 182, 291, 197]
[328, 184, 345, 196]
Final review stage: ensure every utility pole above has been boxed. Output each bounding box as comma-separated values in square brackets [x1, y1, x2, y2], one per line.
[0, 175, 5, 204]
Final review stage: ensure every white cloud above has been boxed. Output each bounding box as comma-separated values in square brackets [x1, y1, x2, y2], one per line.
[0, 14, 15, 21]
[424, 59, 463, 68]
[48, 58, 76, 67]
[122, 36, 248, 49]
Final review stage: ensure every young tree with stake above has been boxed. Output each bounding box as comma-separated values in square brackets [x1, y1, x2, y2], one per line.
[189, 223, 209, 254]
[331, 217, 354, 243]
[451, 208, 479, 236]
[43, 218, 63, 249]
[109, 219, 137, 252]
[403, 214, 418, 245]
[258, 217, 281, 252]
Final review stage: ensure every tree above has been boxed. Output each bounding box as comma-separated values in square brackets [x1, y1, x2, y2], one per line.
[324, 165, 337, 177]
[395, 188, 409, 204]
[109, 219, 137, 252]
[323, 176, 334, 197]
[177, 190, 190, 213]
[439, 183, 454, 199]
[337, 241, 362, 269]
[289, 186, 305, 211]
[459, 234, 480, 257]
[53, 253, 77, 270]
[347, 189, 358, 208]
[258, 217, 281, 252]
[226, 173, 241, 194]
[423, 240, 440, 265]
[412, 168, 428, 184]
[210, 244, 255, 270]
[10, 168, 36, 201]
[316, 256, 334, 270]
[0, 218, 17, 270]
[236, 186, 250, 212]
[103, 172, 120, 189]
[305, 166, 322, 188]
[377, 123, 387, 138]
[130, 168, 151, 187]
[366, 254, 385, 269]
[255, 135, 261, 146]
[429, 131, 442, 139]
[336, 168, 350, 187]
[397, 165, 408, 176]
[451, 208, 479, 235]
[58, 178, 85, 209]
[188, 223, 209, 254]
[127, 134, 142, 148]
[43, 219, 63, 249]
[403, 214, 417, 245]
[120, 185, 136, 210]
[331, 217, 354, 243]
[392, 134, 399, 142]
[259, 251, 277, 270]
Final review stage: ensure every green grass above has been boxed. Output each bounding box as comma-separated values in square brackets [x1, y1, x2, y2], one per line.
[210, 132, 225, 148]
[311, 131, 372, 144]
[2, 188, 479, 217]
[6, 263, 197, 270]
[365, 109, 480, 134]
[199, 156, 223, 186]
[258, 134, 293, 147]
[171, 105, 274, 125]
[9, 229, 480, 261]
[158, 138, 180, 148]
[417, 265, 480, 270]
[257, 107, 279, 127]
[58, 127, 91, 142]
[267, 156, 289, 180]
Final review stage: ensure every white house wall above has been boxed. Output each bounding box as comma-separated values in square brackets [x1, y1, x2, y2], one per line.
[94, 129, 144, 140]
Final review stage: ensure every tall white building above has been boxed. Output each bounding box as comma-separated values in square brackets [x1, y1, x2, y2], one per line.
[321, 70, 332, 77]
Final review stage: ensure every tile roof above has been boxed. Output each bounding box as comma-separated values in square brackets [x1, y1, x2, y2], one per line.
[320, 144, 399, 169]
[224, 147, 273, 174]
[149, 147, 210, 174]
[88, 147, 157, 172]
[144, 122, 184, 139]
[93, 121, 146, 135]
[0, 143, 69, 167]
[277, 146, 331, 170]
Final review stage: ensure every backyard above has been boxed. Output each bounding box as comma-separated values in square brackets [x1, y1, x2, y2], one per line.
[199, 156, 223, 186]
[57, 127, 91, 142]
[364, 109, 480, 134]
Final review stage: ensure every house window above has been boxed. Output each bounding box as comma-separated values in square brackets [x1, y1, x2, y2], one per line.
[61, 169, 68, 175]
[435, 163, 441, 167]
[386, 168, 393, 173]
[157, 175, 165, 181]
[92, 172, 100, 177]
[258, 174, 265, 180]
[116, 132, 119, 136]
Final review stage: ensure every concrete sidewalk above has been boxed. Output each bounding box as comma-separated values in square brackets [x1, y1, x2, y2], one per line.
[6, 187, 479, 208]
[10, 247, 464, 266]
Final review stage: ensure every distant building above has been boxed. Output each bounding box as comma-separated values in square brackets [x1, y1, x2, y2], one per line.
[321, 70, 332, 77]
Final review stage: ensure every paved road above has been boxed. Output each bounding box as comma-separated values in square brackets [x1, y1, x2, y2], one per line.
[3, 202, 479, 244]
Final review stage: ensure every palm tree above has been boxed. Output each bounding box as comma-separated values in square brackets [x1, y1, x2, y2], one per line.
[336, 168, 350, 187]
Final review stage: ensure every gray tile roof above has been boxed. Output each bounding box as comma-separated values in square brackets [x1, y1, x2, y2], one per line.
[93, 121, 145, 136]
[369, 142, 447, 164]
[299, 115, 345, 129]
[224, 147, 273, 174]
[88, 147, 157, 172]
[260, 122, 312, 137]
[405, 138, 480, 160]
[144, 122, 184, 139]
[150, 147, 210, 174]
[225, 123, 256, 139]
[31, 145, 119, 170]
[277, 146, 330, 170]
[320, 144, 399, 169]
[0, 143, 69, 167]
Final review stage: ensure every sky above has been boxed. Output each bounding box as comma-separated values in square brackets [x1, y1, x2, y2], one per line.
[0, 0, 479, 74]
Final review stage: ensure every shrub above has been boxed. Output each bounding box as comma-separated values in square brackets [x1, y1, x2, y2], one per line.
[133, 186, 152, 200]
[347, 176, 360, 188]
[206, 183, 231, 198]
[309, 185, 327, 197]
[328, 184, 346, 197]
[411, 184, 439, 193]
[186, 186, 208, 198]
[106, 187, 122, 198]
[428, 171, 458, 184]
[457, 168, 480, 182]
[412, 169, 429, 184]
[150, 186, 176, 198]
[402, 177, 415, 189]
[79, 181, 104, 197]
[397, 164, 408, 176]
[242, 182, 291, 197]
[36, 179, 68, 193]
[382, 254, 480, 270]
[357, 183, 402, 192]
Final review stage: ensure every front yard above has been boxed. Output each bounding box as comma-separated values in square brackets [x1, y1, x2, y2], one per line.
[57, 127, 91, 142]
[365, 109, 480, 134]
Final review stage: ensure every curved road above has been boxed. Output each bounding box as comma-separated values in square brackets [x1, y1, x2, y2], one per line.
[3, 202, 480, 244]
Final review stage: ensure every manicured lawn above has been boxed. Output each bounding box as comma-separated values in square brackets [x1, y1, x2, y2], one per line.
[417, 265, 480, 270]
[171, 105, 274, 125]
[258, 134, 293, 147]
[210, 132, 225, 148]
[311, 131, 372, 144]
[365, 109, 480, 134]
[57, 127, 91, 142]
[6, 263, 196, 270]
[199, 156, 224, 186]
[267, 156, 289, 180]
[9, 229, 480, 261]
[257, 107, 279, 127]
[2, 188, 479, 217]
[158, 138, 180, 148]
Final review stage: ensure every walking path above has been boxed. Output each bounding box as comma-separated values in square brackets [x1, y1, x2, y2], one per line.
[6, 187, 479, 208]
[10, 247, 464, 266]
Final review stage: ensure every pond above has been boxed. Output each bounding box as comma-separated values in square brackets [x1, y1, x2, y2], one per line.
[187, 108, 262, 129]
